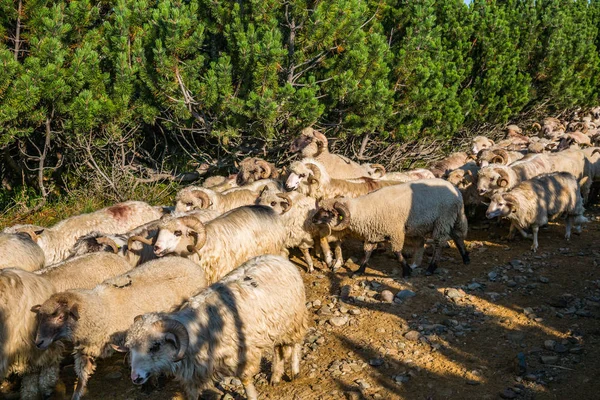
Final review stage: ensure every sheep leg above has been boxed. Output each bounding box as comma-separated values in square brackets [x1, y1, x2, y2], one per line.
[300, 247, 315, 273]
[270, 345, 285, 385]
[450, 233, 470, 265]
[320, 237, 334, 267]
[426, 238, 444, 275]
[394, 251, 412, 278]
[517, 226, 532, 239]
[183, 383, 201, 400]
[531, 225, 539, 252]
[565, 216, 573, 240]
[355, 242, 377, 276]
[291, 343, 302, 379]
[19, 372, 41, 400]
[333, 242, 344, 270]
[506, 223, 517, 240]
[72, 353, 96, 400]
[242, 377, 258, 400]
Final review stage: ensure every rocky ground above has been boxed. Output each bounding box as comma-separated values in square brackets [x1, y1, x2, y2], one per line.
[3, 207, 600, 400]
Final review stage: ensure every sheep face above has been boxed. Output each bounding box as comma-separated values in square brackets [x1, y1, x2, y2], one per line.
[485, 193, 515, 219]
[31, 294, 79, 350]
[447, 169, 476, 190]
[236, 158, 277, 186]
[476, 167, 509, 196]
[175, 188, 213, 213]
[592, 106, 600, 120]
[256, 189, 292, 215]
[311, 199, 349, 231]
[124, 314, 189, 385]
[285, 162, 315, 193]
[471, 136, 494, 156]
[154, 216, 206, 256]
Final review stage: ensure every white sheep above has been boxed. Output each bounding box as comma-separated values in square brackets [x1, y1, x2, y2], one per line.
[485, 172, 587, 252]
[285, 158, 400, 199]
[477, 154, 553, 197]
[0, 252, 132, 400]
[311, 179, 470, 277]
[0, 232, 45, 271]
[476, 148, 525, 167]
[153, 205, 287, 284]
[31, 257, 207, 400]
[235, 157, 280, 185]
[119, 254, 307, 400]
[429, 152, 471, 178]
[6, 201, 165, 266]
[290, 127, 370, 179]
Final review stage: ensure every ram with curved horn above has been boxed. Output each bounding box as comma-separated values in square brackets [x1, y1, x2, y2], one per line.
[477, 154, 553, 198]
[290, 127, 373, 179]
[121, 254, 307, 400]
[361, 163, 387, 179]
[486, 172, 587, 252]
[236, 157, 280, 186]
[175, 179, 282, 214]
[311, 179, 469, 277]
[285, 159, 402, 200]
[428, 152, 471, 178]
[153, 205, 287, 284]
[31, 257, 207, 400]
[476, 148, 525, 167]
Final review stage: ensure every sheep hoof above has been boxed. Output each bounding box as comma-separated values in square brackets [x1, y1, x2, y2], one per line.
[426, 263, 438, 275]
[462, 252, 471, 265]
[565, 234, 571, 241]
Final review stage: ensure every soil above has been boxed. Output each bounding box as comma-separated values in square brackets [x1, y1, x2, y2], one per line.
[3, 207, 600, 400]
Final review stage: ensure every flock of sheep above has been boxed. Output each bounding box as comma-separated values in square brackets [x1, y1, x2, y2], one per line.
[1, 107, 600, 400]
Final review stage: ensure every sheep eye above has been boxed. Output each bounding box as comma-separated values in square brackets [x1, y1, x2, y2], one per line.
[271, 202, 276, 207]
[300, 173, 306, 178]
[150, 342, 161, 353]
[186, 202, 193, 207]
[174, 230, 182, 237]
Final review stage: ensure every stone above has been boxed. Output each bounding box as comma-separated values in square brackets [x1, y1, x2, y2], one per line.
[506, 331, 525, 343]
[380, 290, 394, 303]
[544, 340, 556, 350]
[445, 288, 464, 300]
[488, 271, 498, 281]
[509, 260, 523, 268]
[468, 282, 482, 290]
[329, 316, 348, 327]
[500, 388, 517, 399]
[369, 358, 384, 367]
[404, 330, 421, 341]
[554, 344, 568, 354]
[396, 289, 416, 300]
[349, 309, 361, 315]
[539, 277, 550, 284]
[355, 379, 371, 390]
[104, 371, 122, 380]
[540, 355, 559, 364]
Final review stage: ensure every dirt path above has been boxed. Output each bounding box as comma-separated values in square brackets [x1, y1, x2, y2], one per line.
[4, 208, 600, 400]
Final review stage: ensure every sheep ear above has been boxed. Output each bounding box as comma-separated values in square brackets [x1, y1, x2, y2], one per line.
[31, 304, 41, 314]
[35, 229, 45, 235]
[110, 343, 129, 353]
[69, 303, 80, 321]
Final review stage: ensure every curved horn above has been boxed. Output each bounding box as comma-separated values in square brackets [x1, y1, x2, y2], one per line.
[96, 237, 119, 254]
[370, 163, 386, 177]
[256, 159, 273, 179]
[492, 149, 509, 164]
[305, 163, 322, 184]
[154, 319, 189, 362]
[180, 216, 207, 252]
[276, 193, 293, 214]
[592, 148, 600, 156]
[192, 190, 213, 208]
[532, 122, 542, 131]
[496, 168, 510, 188]
[503, 193, 519, 213]
[127, 235, 154, 250]
[332, 201, 351, 231]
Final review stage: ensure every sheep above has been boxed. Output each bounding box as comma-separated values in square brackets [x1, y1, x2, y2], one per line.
[202, 174, 238, 192]
[505, 124, 530, 148]
[236, 157, 280, 185]
[31, 257, 207, 400]
[429, 152, 471, 178]
[534, 117, 565, 139]
[119, 254, 307, 400]
[67, 209, 221, 266]
[365, 165, 435, 182]
[174, 180, 281, 214]
[446, 162, 483, 210]
[311, 179, 470, 277]
[0, 252, 132, 400]
[7, 201, 165, 266]
[546, 149, 592, 202]
[285, 159, 401, 199]
[476, 148, 525, 167]
[290, 127, 370, 179]
[0, 232, 45, 271]
[556, 132, 592, 151]
[153, 205, 287, 284]
[485, 172, 587, 252]
[471, 136, 495, 156]
[477, 154, 553, 197]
